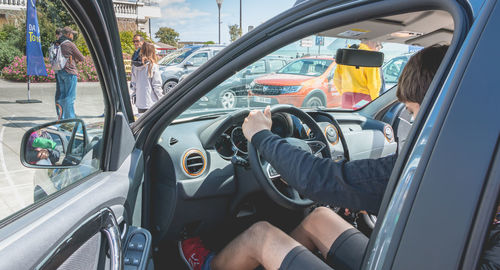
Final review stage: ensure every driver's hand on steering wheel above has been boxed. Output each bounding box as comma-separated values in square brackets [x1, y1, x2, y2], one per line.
[242, 105, 272, 141]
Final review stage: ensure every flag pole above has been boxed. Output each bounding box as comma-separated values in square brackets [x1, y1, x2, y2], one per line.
[28, 76, 31, 100]
[16, 0, 42, 104]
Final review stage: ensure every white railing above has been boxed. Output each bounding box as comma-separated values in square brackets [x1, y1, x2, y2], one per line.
[0, 0, 160, 19]
[114, 1, 141, 17]
[0, 0, 26, 8]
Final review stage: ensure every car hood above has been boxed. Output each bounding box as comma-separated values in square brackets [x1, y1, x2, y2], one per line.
[254, 74, 313, 86]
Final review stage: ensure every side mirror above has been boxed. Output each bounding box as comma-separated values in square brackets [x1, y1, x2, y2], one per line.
[335, 48, 384, 68]
[184, 61, 194, 67]
[20, 119, 88, 169]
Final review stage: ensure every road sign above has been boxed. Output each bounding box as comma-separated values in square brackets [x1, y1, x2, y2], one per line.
[300, 38, 313, 47]
[315, 36, 324, 46]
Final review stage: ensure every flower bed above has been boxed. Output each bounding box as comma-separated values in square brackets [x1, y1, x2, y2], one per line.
[1, 55, 98, 82]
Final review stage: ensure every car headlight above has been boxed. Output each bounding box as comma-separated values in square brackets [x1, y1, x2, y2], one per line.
[280, 85, 302, 93]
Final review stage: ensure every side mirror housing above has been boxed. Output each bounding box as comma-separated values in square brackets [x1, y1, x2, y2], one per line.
[184, 61, 194, 67]
[20, 119, 88, 169]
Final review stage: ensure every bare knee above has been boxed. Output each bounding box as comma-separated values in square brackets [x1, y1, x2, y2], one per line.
[302, 207, 335, 229]
[245, 221, 275, 242]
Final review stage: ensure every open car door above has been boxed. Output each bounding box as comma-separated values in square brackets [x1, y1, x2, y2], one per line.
[0, 0, 147, 269]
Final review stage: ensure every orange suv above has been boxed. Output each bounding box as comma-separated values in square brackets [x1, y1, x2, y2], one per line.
[249, 56, 341, 108]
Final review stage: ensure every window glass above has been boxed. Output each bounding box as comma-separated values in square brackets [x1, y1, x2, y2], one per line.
[176, 34, 415, 116]
[269, 59, 287, 71]
[0, 0, 105, 221]
[249, 60, 265, 74]
[191, 52, 209, 66]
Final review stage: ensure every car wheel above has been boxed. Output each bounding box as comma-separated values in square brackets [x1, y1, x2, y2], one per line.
[163, 80, 178, 95]
[219, 90, 237, 109]
[303, 96, 324, 108]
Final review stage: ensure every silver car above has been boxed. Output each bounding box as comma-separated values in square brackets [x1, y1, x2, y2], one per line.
[160, 45, 225, 94]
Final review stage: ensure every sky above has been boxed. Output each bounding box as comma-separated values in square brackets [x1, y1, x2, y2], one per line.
[151, 0, 294, 44]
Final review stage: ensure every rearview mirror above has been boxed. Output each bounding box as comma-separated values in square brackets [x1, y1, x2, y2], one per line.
[335, 48, 384, 68]
[20, 119, 88, 169]
[185, 61, 194, 67]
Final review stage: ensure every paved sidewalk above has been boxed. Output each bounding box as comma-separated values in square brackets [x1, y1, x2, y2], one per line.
[0, 79, 105, 220]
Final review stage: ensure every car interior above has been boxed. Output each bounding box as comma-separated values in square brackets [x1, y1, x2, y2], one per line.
[143, 9, 456, 268]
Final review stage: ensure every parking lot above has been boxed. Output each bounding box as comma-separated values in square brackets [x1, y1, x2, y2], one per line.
[0, 79, 104, 220]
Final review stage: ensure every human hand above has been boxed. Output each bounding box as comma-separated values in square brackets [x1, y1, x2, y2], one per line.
[242, 106, 272, 141]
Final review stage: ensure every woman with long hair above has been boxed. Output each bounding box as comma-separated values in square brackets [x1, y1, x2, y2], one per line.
[130, 42, 164, 114]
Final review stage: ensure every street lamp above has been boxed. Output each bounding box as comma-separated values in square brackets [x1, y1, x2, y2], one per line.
[216, 0, 223, 44]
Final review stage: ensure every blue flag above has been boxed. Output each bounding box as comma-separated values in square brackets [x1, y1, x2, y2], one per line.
[26, 0, 47, 76]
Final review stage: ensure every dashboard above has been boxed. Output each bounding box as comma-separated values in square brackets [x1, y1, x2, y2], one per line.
[150, 108, 398, 241]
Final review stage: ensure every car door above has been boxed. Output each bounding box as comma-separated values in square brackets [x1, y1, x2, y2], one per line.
[0, 0, 142, 269]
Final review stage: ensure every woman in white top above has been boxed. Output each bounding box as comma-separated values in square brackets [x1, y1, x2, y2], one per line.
[131, 42, 164, 113]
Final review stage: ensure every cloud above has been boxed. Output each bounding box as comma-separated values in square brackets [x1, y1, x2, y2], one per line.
[162, 6, 210, 20]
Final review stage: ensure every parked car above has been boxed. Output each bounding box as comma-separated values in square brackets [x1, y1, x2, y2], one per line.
[249, 56, 340, 108]
[160, 45, 225, 94]
[381, 53, 412, 93]
[191, 56, 289, 109]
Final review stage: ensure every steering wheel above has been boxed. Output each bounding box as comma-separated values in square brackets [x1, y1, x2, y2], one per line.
[248, 105, 332, 210]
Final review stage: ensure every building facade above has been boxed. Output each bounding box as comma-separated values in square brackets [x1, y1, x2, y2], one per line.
[0, 0, 161, 36]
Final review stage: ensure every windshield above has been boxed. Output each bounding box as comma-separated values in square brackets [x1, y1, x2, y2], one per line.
[176, 33, 419, 120]
[159, 48, 194, 66]
[277, 59, 333, 76]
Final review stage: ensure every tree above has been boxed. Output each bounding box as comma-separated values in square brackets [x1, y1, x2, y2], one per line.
[155, 27, 179, 47]
[228, 24, 241, 42]
[204, 41, 215, 45]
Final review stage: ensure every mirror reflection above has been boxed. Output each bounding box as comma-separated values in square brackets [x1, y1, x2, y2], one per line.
[25, 121, 85, 167]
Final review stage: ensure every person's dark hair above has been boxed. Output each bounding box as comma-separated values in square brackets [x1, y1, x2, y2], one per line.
[134, 34, 144, 42]
[397, 44, 449, 105]
[56, 28, 63, 35]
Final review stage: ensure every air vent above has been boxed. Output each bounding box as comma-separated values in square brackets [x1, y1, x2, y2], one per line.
[383, 125, 395, 142]
[169, 137, 179, 145]
[324, 124, 339, 145]
[182, 150, 206, 177]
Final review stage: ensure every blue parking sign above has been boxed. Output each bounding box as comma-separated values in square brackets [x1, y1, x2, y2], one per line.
[315, 36, 324, 46]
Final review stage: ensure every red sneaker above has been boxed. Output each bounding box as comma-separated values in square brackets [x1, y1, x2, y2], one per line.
[179, 237, 211, 270]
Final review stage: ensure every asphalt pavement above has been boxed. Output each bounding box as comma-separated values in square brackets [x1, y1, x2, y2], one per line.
[0, 79, 105, 220]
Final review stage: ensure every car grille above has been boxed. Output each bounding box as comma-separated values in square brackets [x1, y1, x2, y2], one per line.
[251, 84, 283, 96]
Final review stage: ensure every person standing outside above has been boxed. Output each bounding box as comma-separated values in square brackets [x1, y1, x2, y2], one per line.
[130, 42, 163, 114]
[132, 34, 144, 63]
[49, 28, 63, 119]
[57, 26, 84, 119]
[333, 40, 382, 109]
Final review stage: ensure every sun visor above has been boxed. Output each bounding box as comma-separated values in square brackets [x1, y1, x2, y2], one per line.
[335, 48, 384, 68]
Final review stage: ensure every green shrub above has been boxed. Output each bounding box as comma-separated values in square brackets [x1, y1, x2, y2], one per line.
[1, 55, 98, 82]
[0, 42, 23, 69]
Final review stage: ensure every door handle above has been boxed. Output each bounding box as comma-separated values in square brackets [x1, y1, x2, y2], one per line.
[102, 209, 123, 270]
[36, 208, 123, 270]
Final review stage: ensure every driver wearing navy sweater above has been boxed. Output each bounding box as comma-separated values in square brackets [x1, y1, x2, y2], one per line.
[180, 45, 500, 270]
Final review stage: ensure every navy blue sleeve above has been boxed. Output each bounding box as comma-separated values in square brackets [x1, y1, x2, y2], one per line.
[252, 130, 396, 214]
